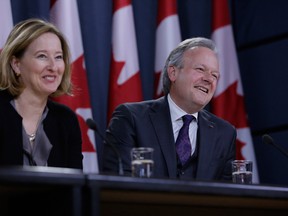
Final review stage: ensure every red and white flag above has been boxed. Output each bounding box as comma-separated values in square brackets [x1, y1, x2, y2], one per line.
[211, 0, 259, 183]
[50, 0, 98, 173]
[108, 0, 143, 121]
[0, 0, 13, 50]
[154, 0, 181, 98]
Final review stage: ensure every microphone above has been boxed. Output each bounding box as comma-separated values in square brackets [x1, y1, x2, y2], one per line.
[85, 118, 124, 176]
[262, 134, 288, 158]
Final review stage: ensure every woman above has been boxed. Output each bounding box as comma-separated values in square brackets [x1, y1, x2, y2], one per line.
[0, 18, 83, 169]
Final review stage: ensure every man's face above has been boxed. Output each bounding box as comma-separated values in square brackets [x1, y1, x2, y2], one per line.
[169, 47, 220, 113]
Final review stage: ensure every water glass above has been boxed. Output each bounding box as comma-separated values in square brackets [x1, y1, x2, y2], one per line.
[232, 160, 253, 184]
[131, 147, 154, 178]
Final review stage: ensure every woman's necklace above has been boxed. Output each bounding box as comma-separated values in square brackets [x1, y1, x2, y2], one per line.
[26, 118, 41, 146]
[14, 98, 43, 145]
[27, 133, 36, 143]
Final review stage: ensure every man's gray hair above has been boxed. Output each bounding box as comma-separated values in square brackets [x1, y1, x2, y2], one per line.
[162, 37, 218, 95]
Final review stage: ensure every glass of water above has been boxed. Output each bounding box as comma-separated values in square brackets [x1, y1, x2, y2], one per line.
[131, 147, 154, 178]
[232, 160, 253, 184]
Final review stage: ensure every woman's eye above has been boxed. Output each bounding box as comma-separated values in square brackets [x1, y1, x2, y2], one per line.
[37, 54, 47, 59]
[55, 55, 63, 60]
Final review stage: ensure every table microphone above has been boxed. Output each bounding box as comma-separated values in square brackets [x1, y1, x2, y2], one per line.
[86, 118, 124, 176]
[262, 134, 288, 158]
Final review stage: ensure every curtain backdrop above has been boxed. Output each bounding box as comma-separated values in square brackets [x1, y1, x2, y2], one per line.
[5, 0, 288, 185]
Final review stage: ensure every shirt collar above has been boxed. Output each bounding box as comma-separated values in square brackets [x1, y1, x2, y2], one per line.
[167, 94, 198, 122]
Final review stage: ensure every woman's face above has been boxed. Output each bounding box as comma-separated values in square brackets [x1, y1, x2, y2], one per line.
[11, 32, 65, 97]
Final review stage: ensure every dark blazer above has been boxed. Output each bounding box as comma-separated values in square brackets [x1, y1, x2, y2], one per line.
[0, 90, 83, 169]
[103, 96, 236, 181]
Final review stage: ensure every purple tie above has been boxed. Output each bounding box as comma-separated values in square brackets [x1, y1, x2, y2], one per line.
[176, 115, 194, 166]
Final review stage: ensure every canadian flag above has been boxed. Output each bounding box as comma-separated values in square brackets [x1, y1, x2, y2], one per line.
[50, 0, 98, 173]
[0, 0, 13, 51]
[154, 0, 181, 98]
[211, 0, 259, 183]
[107, 0, 143, 121]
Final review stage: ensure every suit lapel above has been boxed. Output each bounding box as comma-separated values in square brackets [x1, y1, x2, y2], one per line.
[149, 97, 178, 177]
[196, 110, 217, 179]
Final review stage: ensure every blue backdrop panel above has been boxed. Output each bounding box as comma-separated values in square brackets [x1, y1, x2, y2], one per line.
[6, 0, 288, 185]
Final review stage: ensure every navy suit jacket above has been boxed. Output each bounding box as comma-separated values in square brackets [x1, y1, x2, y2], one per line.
[102, 96, 236, 181]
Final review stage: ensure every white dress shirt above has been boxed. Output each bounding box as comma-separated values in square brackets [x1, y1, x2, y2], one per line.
[167, 94, 198, 155]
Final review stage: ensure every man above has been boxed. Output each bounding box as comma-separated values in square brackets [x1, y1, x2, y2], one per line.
[102, 37, 236, 181]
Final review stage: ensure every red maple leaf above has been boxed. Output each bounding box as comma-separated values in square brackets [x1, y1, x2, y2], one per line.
[107, 53, 143, 121]
[212, 81, 250, 160]
[53, 55, 95, 152]
[212, 81, 248, 128]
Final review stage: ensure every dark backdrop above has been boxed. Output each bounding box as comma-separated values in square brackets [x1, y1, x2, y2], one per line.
[9, 0, 288, 185]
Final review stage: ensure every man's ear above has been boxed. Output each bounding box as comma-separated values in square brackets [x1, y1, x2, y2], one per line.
[167, 65, 177, 81]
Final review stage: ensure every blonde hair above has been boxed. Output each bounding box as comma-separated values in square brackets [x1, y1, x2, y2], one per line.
[0, 18, 72, 97]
